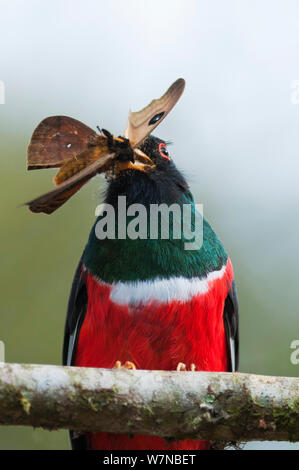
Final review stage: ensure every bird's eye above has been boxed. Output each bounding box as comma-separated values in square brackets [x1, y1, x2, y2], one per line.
[158, 142, 171, 161]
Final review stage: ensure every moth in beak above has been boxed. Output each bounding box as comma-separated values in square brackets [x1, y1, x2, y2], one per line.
[25, 78, 185, 214]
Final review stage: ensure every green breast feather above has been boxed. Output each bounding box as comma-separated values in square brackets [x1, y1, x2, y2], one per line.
[83, 193, 227, 283]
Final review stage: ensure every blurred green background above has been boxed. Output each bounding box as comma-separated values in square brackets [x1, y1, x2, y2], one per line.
[0, 0, 298, 450]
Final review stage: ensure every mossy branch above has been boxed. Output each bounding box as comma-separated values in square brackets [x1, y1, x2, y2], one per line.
[0, 362, 298, 442]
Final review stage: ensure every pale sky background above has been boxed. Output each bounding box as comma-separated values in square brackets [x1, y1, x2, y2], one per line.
[0, 0, 299, 450]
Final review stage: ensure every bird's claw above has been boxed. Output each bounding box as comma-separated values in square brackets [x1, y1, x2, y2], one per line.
[176, 362, 196, 371]
[114, 360, 136, 370]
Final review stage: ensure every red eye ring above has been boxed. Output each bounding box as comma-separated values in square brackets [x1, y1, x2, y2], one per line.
[158, 142, 171, 161]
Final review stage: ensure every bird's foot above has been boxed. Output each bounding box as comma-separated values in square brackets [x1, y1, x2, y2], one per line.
[113, 360, 136, 370]
[176, 362, 196, 371]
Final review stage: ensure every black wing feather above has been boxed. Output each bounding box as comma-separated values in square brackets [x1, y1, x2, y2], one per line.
[223, 280, 239, 372]
[62, 258, 88, 449]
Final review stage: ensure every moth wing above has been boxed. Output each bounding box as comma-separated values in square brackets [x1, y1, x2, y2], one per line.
[25, 152, 115, 214]
[27, 116, 97, 170]
[124, 78, 185, 147]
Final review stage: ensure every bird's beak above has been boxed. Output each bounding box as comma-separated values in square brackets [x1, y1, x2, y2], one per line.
[113, 147, 155, 174]
[107, 136, 155, 174]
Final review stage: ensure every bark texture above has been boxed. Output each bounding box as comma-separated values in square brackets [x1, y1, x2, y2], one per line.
[0, 363, 298, 442]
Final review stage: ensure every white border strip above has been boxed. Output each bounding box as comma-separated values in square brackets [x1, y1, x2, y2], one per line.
[108, 264, 227, 305]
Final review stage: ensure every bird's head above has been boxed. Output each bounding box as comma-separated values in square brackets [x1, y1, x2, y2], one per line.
[104, 134, 189, 207]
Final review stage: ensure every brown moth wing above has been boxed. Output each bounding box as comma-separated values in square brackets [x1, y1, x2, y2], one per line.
[27, 116, 97, 170]
[53, 137, 109, 186]
[124, 78, 185, 147]
[25, 152, 115, 214]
